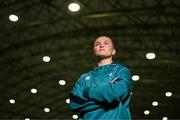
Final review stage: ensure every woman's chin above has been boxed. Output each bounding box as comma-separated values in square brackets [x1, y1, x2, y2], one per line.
[96, 55, 111, 59]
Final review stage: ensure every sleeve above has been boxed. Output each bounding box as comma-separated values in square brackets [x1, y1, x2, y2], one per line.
[84, 67, 132, 103]
[68, 94, 100, 112]
[68, 75, 100, 112]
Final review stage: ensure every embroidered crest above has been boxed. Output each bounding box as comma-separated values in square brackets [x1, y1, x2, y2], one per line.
[109, 73, 112, 76]
[85, 76, 90, 80]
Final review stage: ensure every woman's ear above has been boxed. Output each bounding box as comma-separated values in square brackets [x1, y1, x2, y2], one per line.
[112, 49, 116, 55]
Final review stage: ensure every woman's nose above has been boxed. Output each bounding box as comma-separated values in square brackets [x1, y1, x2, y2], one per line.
[100, 44, 104, 48]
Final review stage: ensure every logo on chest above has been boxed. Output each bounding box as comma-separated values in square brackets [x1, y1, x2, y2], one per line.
[85, 76, 90, 80]
[109, 73, 112, 76]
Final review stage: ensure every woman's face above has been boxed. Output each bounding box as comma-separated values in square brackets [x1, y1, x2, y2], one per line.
[94, 36, 116, 58]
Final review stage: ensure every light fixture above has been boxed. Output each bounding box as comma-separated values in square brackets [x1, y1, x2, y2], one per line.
[165, 92, 172, 97]
[44, 107, 50, 112]
[59, 80, 66, 85]
[66, 99, 70, 104]
[9, 14, 18, 22]
[132, 75, 140, 81]
[162, 117, 168, 120]
[72, 114, 78, 119]
[25, 118, 30, 120]
[43, 56, 50, 62]
[68, 3, 80, 12]
[146, 52, 156, 60]
[152, 101, 158, 106]
[144, 110, 150, 115]
[9, 99, 15, 104]
[31, 88, 37, 94]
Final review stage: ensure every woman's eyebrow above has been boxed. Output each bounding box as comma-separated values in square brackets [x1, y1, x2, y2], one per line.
[104, 40, 111, 42]
[95, 41, 100, 44]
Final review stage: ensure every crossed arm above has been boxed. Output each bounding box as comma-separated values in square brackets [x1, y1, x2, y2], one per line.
[68, 77, 100, 112]
[68, 67, 132, 112]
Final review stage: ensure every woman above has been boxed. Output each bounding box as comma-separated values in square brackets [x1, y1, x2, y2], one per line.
[69, 35, 132, 120]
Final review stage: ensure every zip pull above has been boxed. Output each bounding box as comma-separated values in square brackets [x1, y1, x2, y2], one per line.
[111, 77, 118, 83]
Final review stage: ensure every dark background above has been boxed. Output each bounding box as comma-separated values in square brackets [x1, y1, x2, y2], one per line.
[0, 0, 180, 119]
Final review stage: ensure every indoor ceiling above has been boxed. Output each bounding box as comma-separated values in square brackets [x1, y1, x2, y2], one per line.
[0, 0, 180, 119]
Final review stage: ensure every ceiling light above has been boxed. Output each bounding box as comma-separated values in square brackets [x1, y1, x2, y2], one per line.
[72, 114, 78, 119]
[144, 110, 150, 115]
[9, 14, 18, 22]
[9, 99, 15, 104]
[152, 101, 158, 106]
[25, 118, 30, 120]
[146, 52, 156, 60]
[162, 117, 168, 120]
[59, 80, 66, 85]
[44, 107, 50, 112]
[43, 56, 50, 62]
[165, 92, 172, 97]
[31, 88, 37, 94]
[68, 3, 80, 12]
[66, 99, 70, 104]
[132, 75, 140, 81]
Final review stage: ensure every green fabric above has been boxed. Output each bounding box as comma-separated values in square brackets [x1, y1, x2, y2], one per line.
[68, 63, 132, 120]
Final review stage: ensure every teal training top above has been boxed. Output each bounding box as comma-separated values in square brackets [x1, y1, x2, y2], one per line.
[68, 63, 132, 120]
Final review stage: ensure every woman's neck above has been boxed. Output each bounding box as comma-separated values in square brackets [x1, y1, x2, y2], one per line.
[97, 57, 113, 66]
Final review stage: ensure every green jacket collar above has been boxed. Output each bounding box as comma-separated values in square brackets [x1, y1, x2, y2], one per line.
[93, 61, 118, 71]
